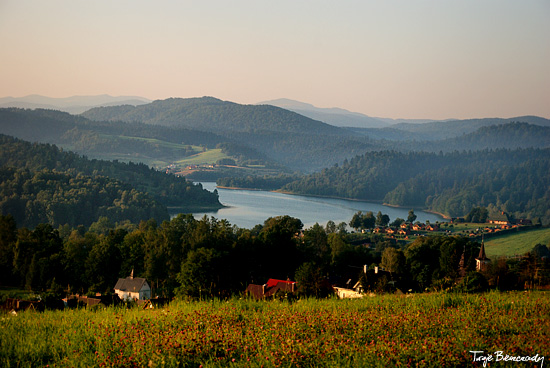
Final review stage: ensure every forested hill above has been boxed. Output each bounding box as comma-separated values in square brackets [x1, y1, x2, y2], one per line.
[350, 116, 550, 142]
[388, 115, 550, 140]
[427, 122, 550, 151]
[80, 97, 377, 171]
[0, 108, 227, 161]
[0, 135, 221, 227]
[81, 97, 349, 135]
[281, 149, 550, 224]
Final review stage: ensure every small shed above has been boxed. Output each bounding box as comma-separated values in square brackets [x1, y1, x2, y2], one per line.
[114, 270, 151, 301]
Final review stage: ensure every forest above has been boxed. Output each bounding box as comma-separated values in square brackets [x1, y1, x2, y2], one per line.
[1, 212, 549, 303]
[278, 148, 550, 224]
[1, 104, 549, 175]
[0, 135, 221, 228]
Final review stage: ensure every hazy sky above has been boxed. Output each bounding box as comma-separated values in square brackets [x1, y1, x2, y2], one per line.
[1, 0, 548, 119]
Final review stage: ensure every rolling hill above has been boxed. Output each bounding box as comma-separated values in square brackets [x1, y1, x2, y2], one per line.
[80, 97, 377, 171]
[0, 94, 151, 114]
[257, 98, 392, 128]
[351, 115, 550, 141]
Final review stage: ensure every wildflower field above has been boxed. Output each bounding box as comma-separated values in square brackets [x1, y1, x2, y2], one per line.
[1, 292, 549, 367]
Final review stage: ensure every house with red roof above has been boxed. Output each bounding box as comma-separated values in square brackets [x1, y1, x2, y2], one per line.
[245, 279, 296, 299]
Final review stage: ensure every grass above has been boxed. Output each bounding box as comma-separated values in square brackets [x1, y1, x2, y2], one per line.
[175, 149, 230, 166]
[1, 292, 549, 367]
[0, 287, 38, 304]
[484, 227, 550, 257]
[116, 136, 203, 152]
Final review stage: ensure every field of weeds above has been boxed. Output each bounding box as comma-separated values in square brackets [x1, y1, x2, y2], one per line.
[1, 291, 548, 367]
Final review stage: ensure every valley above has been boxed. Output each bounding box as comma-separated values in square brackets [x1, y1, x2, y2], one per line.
[0, 96, 549, 226]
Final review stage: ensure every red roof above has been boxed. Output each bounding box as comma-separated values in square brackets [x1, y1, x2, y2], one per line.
[266, 279, 295, 288]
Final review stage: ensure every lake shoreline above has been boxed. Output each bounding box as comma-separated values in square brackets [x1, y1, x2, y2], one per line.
[217, 185, 449, 219]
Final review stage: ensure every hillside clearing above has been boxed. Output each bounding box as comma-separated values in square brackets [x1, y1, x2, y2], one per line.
[484, 227, 550, 257]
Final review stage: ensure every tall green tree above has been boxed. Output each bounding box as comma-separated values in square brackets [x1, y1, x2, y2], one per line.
[381, 247, 406, 276]
[0, 215, 17, 285]
[176, 247, 225, 299]
[407, 210, 417, 223]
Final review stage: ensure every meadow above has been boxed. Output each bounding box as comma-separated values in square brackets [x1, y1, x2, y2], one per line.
[1, 292, 548, 367]
[484, 227, 550, 257]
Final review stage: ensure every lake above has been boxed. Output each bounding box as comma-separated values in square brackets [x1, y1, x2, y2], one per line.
[185, 182, 445, 229]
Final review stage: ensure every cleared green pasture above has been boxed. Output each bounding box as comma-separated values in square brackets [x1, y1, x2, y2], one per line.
[116, 136, 203, 152]
[175, 148, 230, 165]
[484, 227, 550, 257]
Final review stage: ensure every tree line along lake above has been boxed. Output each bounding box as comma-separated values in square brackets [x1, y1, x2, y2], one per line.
[183, 182, 445, 229]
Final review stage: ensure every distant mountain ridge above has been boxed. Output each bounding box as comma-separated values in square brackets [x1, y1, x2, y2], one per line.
[349, 116, 550, 141]
[0, 94, 151, 114]
[257, 98, 438, 128]
[1, 95, 549, 172]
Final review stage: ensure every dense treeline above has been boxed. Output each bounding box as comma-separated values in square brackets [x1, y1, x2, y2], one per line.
[1, 214, 548, 299]
[0, 167, 168, 228]
[217, 173, 300, 190]
[281, 148, 550, 224]
[0, 135, 221, 210]
[358, 116, 550, 142]
[387, 159, 550, 223]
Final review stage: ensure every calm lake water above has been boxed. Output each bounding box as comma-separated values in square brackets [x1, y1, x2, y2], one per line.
[183, 182, 445, 230]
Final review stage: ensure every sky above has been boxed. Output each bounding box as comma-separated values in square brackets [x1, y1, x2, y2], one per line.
[0, 0, 548, 120]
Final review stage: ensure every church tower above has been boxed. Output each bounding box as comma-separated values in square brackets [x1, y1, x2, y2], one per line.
[475, 241, 491, 272]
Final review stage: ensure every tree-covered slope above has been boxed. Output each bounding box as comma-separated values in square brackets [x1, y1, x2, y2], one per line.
[350, 116, 550, 142]
[0, 167, 169, 228]
[281, 149, 550, 223]
[390, 116, 550, 140]
[0, 135, 221, 227]
[81, 97, 380, 171]
[81, 97, 349, 135]
[423, 122, 550, 151]
[0, 108, 230, 162]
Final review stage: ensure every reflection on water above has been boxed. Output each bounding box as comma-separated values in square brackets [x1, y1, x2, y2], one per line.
[174, 182, 445, 230]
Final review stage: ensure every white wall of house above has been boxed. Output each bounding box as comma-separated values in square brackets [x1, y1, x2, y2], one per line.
[115, 283, 151, 301]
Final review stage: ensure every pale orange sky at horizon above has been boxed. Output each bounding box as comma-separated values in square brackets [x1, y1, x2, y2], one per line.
[1, 0, 548, 120]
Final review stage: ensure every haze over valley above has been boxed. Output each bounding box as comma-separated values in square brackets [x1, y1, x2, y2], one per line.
[1, 94, 549, 226]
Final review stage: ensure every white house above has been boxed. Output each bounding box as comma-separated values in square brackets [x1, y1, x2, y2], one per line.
[114, 270, 151, 301]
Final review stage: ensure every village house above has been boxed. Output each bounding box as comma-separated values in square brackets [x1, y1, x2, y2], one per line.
[114, 270, 151, 301]
[385, 227, 397, 235]
[488, 211, 511, 225]
[245, 279, 296, 299]
[333, 286, 363, 299]
[412, 223, 425, 231]
[516, 219, 533, 226]
[397, 228, 410, 236]
[425, 224, 440, 231]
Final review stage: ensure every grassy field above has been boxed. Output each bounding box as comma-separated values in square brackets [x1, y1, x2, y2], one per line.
[484, 227, 550, 257]
[1, 292, 548, 367]
[175, 149, 230, 166]
[116, 136, 204, 152]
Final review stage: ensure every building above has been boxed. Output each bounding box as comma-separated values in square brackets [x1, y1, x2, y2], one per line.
[245, 279, 296, 299]
[488, 212, 511, 225]
[333, 287, 363, 299]
[475, 242, 491, 272]
[114, 270, 151, 301]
